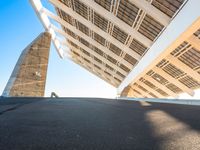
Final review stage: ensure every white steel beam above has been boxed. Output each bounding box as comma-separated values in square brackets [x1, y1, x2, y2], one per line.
[166, 55, 200, 83]
[60, 31, 127, 76]
[129, 0, 170, 26]
[66, 38, 127, 76]
[73, 51, 118, 81]
[131, 86, 148, 98]
[132, 86, 152, 98]
[43, 7, 142, 61]
[74, 58, 117, 87]
[144, 92, 154, 98]
[144, 75, 178, 98]
[30, 0, 64, 58]
[152, 67, 194, 96]
[118, 0, 200, 94]
[49, 0, 152, 47]
[187, 35, 200, 51]
[73, 49, 123, 80]
[64, 39, 127, 77]
[74, 56, 119, 86]
[52, 25, 129, 75]
[131, 94, 137, 98]
[132, 92, 141, 98]
[136, 81, 165, 98]
[69, 44, 124, 81]
[51, 23, 133, 70]
[131, 87, 143, 98]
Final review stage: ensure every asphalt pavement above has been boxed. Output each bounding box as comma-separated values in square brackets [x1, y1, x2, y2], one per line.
[0, 97, 200, 150]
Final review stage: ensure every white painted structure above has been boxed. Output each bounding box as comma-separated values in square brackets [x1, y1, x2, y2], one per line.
[30, 0, 200, 98]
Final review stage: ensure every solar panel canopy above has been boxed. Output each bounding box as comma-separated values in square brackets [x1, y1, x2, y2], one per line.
[31, 0, 200, 98]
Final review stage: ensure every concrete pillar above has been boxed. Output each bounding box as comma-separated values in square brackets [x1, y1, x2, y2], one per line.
[2, 32, 51, 97]
[120, 85, 133, 97]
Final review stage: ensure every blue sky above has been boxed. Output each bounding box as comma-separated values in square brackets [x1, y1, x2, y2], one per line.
[0, 0, 117, 97]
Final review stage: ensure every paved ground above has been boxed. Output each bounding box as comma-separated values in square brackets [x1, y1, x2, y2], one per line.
[0, 97, 200, 150]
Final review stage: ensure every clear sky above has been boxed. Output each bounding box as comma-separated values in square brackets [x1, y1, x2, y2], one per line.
[0, 0, 117, 98]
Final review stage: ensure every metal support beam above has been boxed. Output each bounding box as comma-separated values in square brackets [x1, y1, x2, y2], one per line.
[69, 44, 124, 81]
[131, 86, 148, 98]
[30, 0, 64, 58]
[59, 30, 128, 76]
[166, 55, 200, 83]
[133, 86, 154, 98]
[51, 24, 133, 71]
[50, 0, 152, 47]
[118, 1, 200, 94]
[42, 7, 142, 61]
[129, 0, 170, 26]
[74, 57, 119, 86]
[187, 35, 200, 51]
[74, 59, 117, 87]
[152, 67, 194, 96]
[136, 81, 165, 98]
[132, 88, 143, 98]
[144, 75, 178, 98]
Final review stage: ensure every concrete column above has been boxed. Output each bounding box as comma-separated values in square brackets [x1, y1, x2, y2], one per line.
[2, 32, 51, 97]
[120, 85, 133, 97]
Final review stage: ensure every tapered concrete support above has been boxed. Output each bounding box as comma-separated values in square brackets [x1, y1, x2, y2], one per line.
[2, 32, 51, 97]
[120, 85, 134, 97]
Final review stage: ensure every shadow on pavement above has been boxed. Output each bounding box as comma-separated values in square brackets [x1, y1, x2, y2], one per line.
[0, 97, 200, 150]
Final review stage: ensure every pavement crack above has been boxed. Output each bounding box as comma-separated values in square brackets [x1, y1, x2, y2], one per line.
[0, 104, 24, 116]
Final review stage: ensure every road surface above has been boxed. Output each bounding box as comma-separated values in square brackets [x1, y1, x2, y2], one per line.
[0, 97, 200, 150]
